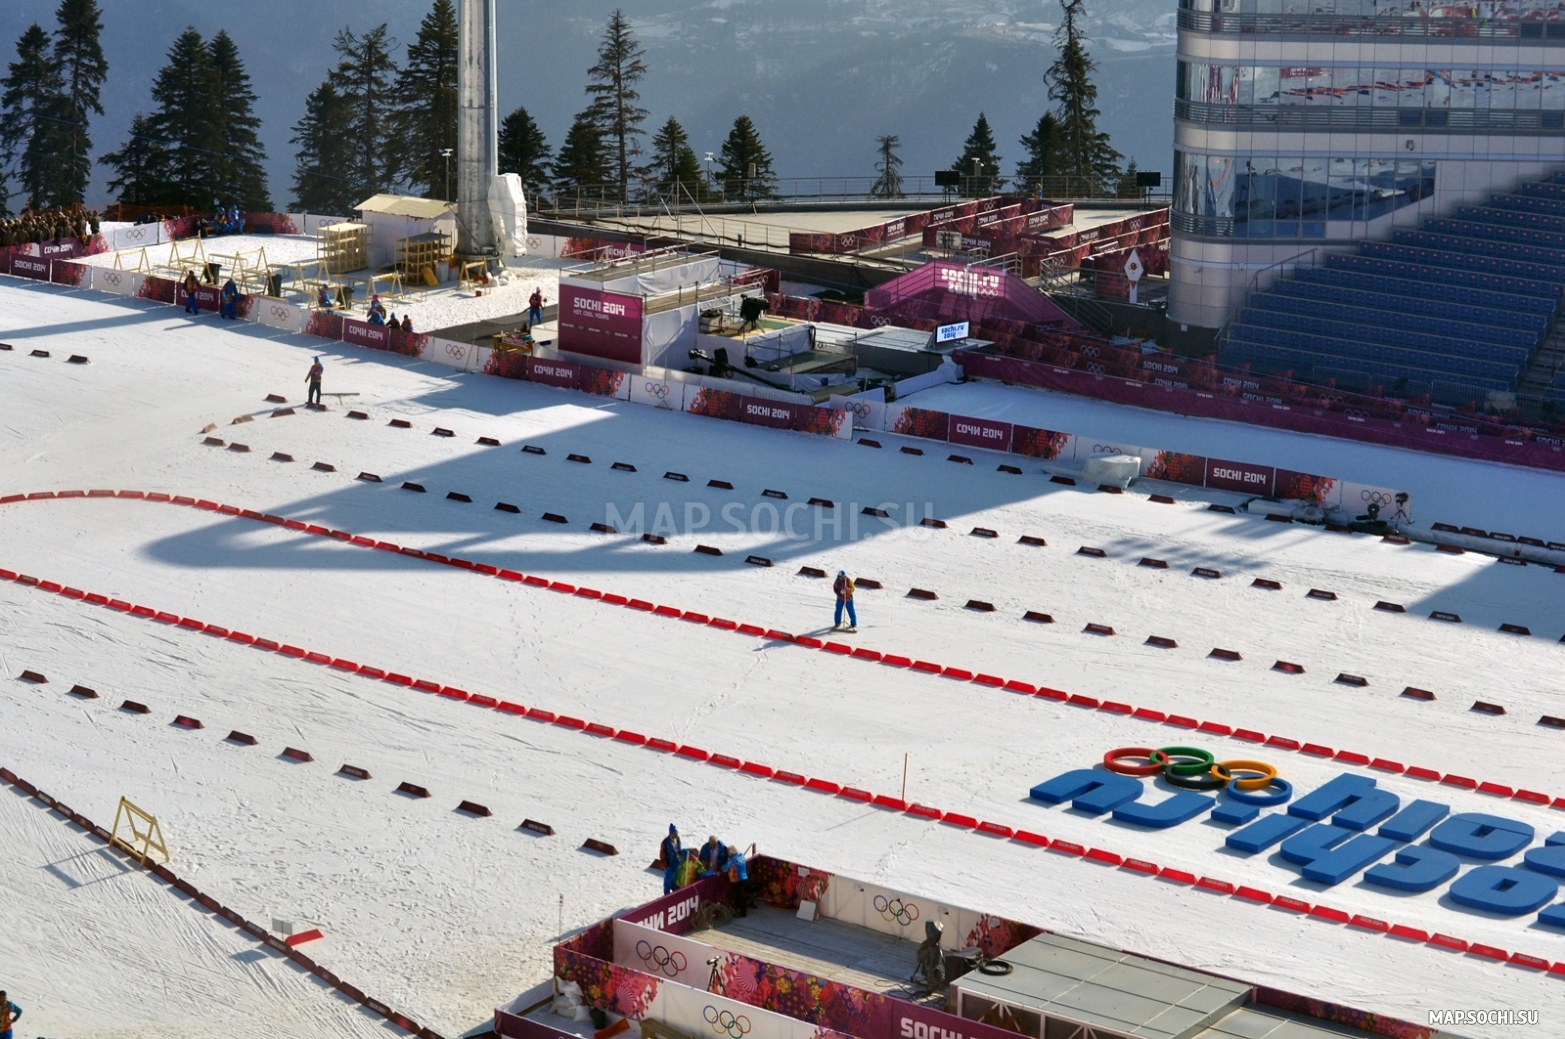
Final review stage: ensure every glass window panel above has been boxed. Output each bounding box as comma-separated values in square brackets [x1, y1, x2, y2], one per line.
[1207, 155, 1236, 219]
[1326, 158, 1356, 221]
[1299, 157, 1329, 223]
[1517, 70, 1541, 111]
[1352, 158, 1371, 222]
[1329, 67, 1357, 107]
[1544, 70, 1565, 110]
[1373, 68, 1399, 108]
[1275, 156, 1303, 223]
[1254, 66, 1279, 105]
[1426, 69, 1451, 109]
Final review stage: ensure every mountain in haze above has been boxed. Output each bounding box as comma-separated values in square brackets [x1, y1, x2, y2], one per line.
[1, 0, 1174, 208]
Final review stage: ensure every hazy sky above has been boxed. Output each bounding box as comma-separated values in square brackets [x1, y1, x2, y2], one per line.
[1, 0, 1175, 207]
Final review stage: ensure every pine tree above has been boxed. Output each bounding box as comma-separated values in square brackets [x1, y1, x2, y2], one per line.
[498, 105, 552, 194]
[1046, 0, 1121, 188]
[648, 116, 706, 200]
[1116, 157, 1143, 199]
[951, 112, 1004, 197]
[0, 24, 67, 210]
[141, 27, 222, 207]
[552, 108, 609, 197]
[289, 80, 358, 213]
[1015, 111, 1058, 191]
[870, 134, 903, 199]
[208, 31, 270, 210]
[585, 10, 648, 201]
[50, 0, 108, 206]
[717, 115, 775, 201]
[102, 112, 164, 205]
[329, 24, 401, 204]
[398, 0, 457, 199]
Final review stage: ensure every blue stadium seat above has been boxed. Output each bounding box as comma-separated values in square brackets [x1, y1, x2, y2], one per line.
[1249, 293, 1538, 349]
[1271, 279, 1547, 331]
[1292, 266, 1556, 313]
[1223, 171, 1565, 402]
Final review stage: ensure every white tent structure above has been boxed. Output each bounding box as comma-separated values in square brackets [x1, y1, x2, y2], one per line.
[353, 195, 458, 270]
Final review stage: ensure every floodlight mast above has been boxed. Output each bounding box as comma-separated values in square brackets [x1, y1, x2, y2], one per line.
[457, 0, 498, 256]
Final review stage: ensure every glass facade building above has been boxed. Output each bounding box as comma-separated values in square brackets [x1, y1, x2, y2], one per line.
[1168, 0, 1565, 348]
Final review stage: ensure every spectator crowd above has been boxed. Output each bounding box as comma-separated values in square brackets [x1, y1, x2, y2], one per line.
[0, 204, 101, 247]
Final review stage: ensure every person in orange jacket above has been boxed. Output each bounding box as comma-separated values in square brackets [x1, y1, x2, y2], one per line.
[833, 571, 857, 632]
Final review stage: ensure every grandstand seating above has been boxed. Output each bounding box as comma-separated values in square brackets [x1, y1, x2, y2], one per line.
[1221, 171, 1565, 403]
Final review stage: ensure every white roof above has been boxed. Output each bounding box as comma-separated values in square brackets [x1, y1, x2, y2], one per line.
[355, 194, 454, 219]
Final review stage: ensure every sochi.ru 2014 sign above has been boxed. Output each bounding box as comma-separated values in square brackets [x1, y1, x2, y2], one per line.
[1030, 748, 1565, 925]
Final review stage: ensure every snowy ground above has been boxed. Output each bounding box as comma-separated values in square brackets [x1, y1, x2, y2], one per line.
[81, 232, 569, 337]
[2, 278, 1564, 1038]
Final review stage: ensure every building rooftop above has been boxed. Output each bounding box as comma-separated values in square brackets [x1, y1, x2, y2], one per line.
[953, 932, 1250, 1039]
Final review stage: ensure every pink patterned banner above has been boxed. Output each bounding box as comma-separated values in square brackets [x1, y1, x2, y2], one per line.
[955, 350, 1565, 475]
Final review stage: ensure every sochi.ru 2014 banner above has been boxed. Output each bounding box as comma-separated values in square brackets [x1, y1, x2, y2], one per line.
[1031, 750, 1565, 926]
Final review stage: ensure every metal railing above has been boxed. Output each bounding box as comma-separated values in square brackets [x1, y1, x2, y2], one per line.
[1176, 99, 1565, 134]
[1178, 9, 1565, 40]
[530, 174, 1167, 215]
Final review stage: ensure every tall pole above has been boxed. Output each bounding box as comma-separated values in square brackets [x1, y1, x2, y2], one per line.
[457, 0, 498, 256]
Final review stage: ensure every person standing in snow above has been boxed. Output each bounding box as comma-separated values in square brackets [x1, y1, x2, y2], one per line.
[833, 571, 857, 632]
[306, 357, 324, 406]
[182, 270, 200, 315]
[0, 990, 22, 1039]
[660, 824, 684, 894]
[528, 288, 545, 327]
[219, 277, 239, 320]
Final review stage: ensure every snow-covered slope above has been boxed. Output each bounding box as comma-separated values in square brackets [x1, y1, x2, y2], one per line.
[2, 280, 1562, 1038]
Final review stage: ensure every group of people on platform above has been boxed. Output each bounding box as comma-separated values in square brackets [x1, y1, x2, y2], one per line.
[208, 203, 244, 236]
[368, 294, 414, 332]
[0, 204, 100, 247]
[659, 825, 757, 913]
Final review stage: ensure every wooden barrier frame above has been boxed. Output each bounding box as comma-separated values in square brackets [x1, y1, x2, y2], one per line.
[110, 796, 170, 866]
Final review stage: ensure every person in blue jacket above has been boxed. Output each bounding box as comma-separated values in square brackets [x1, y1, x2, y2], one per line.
[698, 835, 727, 876]
[219, 277, 239, 319]
[723, 845, 755, 916]
[0, 990, 22, 1039]
[660, 824, 684, 894]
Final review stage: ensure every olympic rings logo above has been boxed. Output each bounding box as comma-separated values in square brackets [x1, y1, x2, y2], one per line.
[1086, 362, 1105, 375]
[870, 315, 891, 327]
[1092, 444, 1124, 455]
[126, 227, 147, 241]
[1360, 489, 1393, 506]
[645, 382, 670, 400]
[269, 304, 294, 319]
[704, 1007, 751, 1039]
[101, 271, 123, 286]
[526, 237, 543, 249]
[445, 342, 467, 360]
[873, 894, 919, 925]
[634, 939, 687, 977]
[1080, 344, 1100, 358]
[1102, 746, 1290, 804]
[849, 401, 873, 418]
